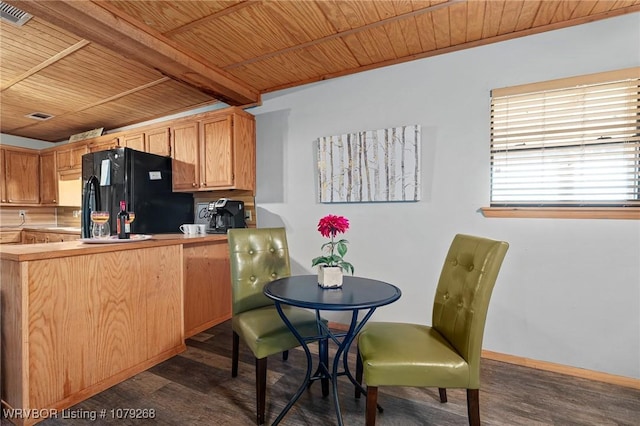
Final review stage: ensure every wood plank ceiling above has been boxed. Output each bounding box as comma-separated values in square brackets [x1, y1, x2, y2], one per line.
[1, 0, 639, 143]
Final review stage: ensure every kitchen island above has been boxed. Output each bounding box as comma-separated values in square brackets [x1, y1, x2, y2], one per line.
[1, 233, 230, 425]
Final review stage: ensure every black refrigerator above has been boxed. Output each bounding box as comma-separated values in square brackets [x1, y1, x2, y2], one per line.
[81, 148, 194, 238]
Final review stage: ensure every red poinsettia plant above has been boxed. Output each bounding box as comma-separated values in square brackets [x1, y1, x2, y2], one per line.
[311, 214, 354, 274]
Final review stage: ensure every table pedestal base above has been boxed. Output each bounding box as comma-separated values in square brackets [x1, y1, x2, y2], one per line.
[271, 307, 377, 426]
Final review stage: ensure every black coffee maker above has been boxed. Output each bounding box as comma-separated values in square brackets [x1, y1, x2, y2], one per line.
[207, 198, 247, 234]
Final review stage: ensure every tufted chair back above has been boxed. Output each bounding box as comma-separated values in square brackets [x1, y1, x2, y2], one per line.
[228, 227, 291, 316]
[431, 233, 509, 388]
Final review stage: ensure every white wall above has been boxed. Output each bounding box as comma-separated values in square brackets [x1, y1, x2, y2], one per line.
[250, 13, 640, 379]
[0, 134, 54, 149]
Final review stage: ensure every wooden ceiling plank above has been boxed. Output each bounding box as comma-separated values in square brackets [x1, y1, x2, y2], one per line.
[448, 1, 467, 46]
[338, 1, 388, 64]
[169, 26, 247, 67]
[263, 1, 336, 42]
[397, 17, 425, 56]
[5, 0, 260, 106]
[481, 0, 505, 38]
[590, 0, 618, 14]
[71, 78, 171, 114]
[431, 7, 451, 49]
[414, 12, 438, 52]
[293, 47, 337, 78]
[514, 0, 541, 32]
[466, 0, 486, 42]
[569, 0, 598, 18]
[392, 2, 423, 56]
[550, 1, 581, 24]
[162, 0, 257, 37]
[315, 0, 352, 32]
[228, 64, 277, 92]
[497, 1, 525, 35]
[383, 18, 412, 58]
[531, 1, 561, 27]
[253, 53, 315, 84]
[615, 0, 640, 7]
[0, 27, 71, 56]
[309, 39, 362, 72]
[358, 27, 396, 64]
[260, 2, 320, 45]
[259, 2, 640, 95]
[34, 57, 159, 100]
[337, 0, 380, 28]
[226, 0, 464, 70]
[374, 1, 411, 58]
[374, 1, 399, 20]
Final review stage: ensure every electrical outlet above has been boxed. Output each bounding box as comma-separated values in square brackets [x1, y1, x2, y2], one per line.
[245, 209, 253, 222]
[18, 210, 26, 219]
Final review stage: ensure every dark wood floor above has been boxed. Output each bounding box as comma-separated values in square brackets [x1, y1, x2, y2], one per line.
[4, 320, 639, 425]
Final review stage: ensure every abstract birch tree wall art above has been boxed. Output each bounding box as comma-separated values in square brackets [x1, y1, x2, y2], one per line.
[317, 125, 421, 203]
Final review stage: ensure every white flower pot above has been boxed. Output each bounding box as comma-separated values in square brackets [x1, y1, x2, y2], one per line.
[318, 266, 343, 288]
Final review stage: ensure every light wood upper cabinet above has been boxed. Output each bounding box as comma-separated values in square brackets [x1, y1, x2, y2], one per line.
[171, 108, 255, 193]
[4, 148, 40, 204]
[146, 128, 171, 156]
[122, 133, 145, 151]
[87, 134, 121, 152]
[40, 151, 58, 205]
[122, 127, 170, 156]
[201, 115, 234, 188]
[56, 144, 88, 171]
[171, 122, 200, 191]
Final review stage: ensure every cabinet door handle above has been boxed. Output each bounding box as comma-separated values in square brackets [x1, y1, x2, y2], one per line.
[192, 183, 197, 187]
[201, 183, 206, 187]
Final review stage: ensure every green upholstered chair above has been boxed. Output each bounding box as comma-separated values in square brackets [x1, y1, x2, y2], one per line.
[355, 234, 509, 426]
[228, 227, 321, 425]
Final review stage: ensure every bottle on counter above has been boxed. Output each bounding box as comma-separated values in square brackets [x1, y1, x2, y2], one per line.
[117, 200, 130, 239]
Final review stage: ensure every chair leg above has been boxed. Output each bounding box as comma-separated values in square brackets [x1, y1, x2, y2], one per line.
[282, 350, 289, 361]
[355, 347, 363, 398]
[467, 389, 480, 426]
[439, 387, 447, 403]
[232, 331, 240, 377]
[365, 386, 378, 426]
[256, 357, 268, 425]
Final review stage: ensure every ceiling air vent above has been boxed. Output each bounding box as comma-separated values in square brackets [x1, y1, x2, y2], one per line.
[0, 2, 32, 26]
[25, 112, 54, 121]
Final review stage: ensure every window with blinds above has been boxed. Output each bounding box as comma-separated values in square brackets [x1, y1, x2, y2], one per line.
[490, 68, 640, 207]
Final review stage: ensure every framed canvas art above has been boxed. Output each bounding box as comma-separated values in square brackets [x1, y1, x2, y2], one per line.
[317, 125, 421, 203]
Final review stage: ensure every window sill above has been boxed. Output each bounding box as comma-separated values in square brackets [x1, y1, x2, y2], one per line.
[480, 207, 640, 220]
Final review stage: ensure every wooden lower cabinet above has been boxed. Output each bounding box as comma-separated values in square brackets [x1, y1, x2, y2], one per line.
[183, 240, 232, 338]
[1, 245, 184, 425]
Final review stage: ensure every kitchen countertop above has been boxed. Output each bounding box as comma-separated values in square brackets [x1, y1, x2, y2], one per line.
[0, 233, 228, 262]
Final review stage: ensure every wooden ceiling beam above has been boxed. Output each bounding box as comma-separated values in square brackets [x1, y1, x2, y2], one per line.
[6, 0, 260, 106]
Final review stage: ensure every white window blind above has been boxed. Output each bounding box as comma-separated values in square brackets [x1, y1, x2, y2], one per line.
[490, 68, 640, 207]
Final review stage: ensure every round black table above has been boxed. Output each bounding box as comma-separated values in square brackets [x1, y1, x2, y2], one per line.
[264, 275, 401, 426]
